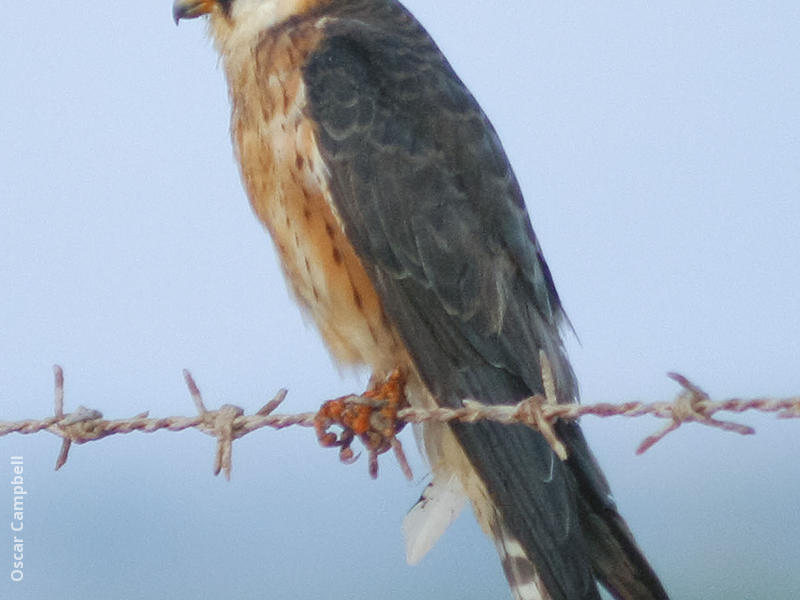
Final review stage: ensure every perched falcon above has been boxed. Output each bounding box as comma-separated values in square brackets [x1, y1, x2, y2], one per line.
[173, 1, 669, 598]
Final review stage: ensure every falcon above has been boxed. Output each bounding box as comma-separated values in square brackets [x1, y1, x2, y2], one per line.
[172, 1, 669, 598]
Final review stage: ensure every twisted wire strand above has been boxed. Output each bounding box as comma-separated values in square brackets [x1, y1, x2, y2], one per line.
[1, 366, 796, 478]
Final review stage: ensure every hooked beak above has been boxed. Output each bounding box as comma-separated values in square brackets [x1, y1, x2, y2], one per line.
[172, 0, 216, 24]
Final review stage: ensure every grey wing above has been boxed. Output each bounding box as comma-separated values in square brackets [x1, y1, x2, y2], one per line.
[302, 3, 668, 600]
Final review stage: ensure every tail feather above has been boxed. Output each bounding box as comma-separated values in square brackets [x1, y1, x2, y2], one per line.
[559, 421, 670, 600]
[579, 498, 669, 600]
[492, 523, 549, 600]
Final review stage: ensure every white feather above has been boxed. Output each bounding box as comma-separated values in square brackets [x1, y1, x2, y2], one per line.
[403, 474, 466, 565]
[493, 525, 549, 600]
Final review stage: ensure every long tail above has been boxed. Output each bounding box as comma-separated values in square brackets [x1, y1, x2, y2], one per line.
[559, 421, 670, 600]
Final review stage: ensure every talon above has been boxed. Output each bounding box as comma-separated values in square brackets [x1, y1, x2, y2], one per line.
[339, 446, 359, 464]
[318, 432, 339, 447]
[368, 450, 379, 479]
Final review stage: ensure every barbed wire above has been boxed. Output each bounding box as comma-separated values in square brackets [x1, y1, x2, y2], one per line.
[1, 363, 797, 480]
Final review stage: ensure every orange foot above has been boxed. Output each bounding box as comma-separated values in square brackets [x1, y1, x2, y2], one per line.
[314, 368, 412, 480]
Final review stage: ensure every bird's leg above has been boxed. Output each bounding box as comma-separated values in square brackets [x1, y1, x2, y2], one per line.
[361, 368, 407, 445]
[361, 368, 409, 478]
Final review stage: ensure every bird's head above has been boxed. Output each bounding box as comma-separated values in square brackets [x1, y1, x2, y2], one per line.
[172, 0, 229, 23]
[172, 0, 324, 47]
[174, 0, 322, 25]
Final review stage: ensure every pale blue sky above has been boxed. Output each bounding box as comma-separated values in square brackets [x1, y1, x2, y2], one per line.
[1, 2, 799, 599]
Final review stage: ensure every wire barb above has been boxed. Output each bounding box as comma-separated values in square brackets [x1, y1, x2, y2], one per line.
[53, 365, 70, 470]
[635, 373, 755, 454]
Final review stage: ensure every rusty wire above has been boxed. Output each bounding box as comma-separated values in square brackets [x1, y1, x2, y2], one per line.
[1, 364, 797, 480]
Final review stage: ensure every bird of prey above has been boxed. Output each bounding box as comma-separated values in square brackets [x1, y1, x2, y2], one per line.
[172, 1, 669, 598]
